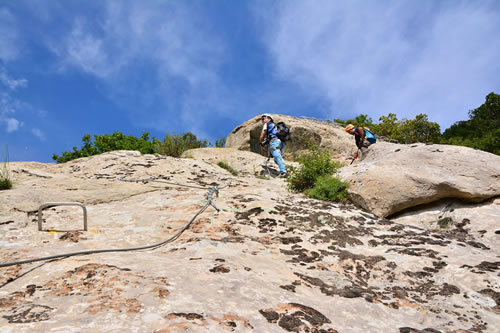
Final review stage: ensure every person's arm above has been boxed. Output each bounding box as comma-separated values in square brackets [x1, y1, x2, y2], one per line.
[356, 127, 365, 148]
[260, 125, 267, 154]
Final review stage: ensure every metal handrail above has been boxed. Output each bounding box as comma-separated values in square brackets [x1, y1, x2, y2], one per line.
[38, 202, 88, 231]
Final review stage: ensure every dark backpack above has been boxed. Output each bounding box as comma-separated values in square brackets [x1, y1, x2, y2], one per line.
[275, 122, 291, 141]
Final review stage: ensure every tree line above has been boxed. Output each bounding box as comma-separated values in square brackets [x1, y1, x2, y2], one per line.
[53, 92, 498, 163]
[52, 132, 226, 163]
[334, 92, 499, 155]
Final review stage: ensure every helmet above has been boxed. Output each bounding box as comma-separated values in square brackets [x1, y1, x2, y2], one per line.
[261, 113, 274, 121]
[345, 124, 355, 132]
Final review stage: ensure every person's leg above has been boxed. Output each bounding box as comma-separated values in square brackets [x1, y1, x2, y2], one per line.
[270, 140, 287, 174]
[280, 141, 286, 156]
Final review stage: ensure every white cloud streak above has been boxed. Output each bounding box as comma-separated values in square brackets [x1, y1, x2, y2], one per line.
[261, 0, 500, 129]
[0, 8, 21, 62]
[0, 67, 28, 90]
[31, 128, 46, 141]
[0, 92, 27, 133]
[5, 117, 23, 132]
[48, 1, 228, 133]
[0, 67, 33, 134]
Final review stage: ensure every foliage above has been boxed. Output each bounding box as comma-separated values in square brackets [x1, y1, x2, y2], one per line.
[334, 114, 374, 129]
[441, 92, 500, 155]
[286, 146, 343, 192]
[53, 130, 215, 162]
[217, 161, 238, 176]
[335, 113, 441, 144]
[53, 131, 156, 163]
[305, 175, 350, 202]
[156, 132, 209, 157]
[398, 114, 441, 144]
[1, 146, 13, 190]
[371, 113, 400, 140]
[332, 92, 498, 154]
[215, 137, 226, 148]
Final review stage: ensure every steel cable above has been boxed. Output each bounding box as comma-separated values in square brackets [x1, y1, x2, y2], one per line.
[0, 183, 224, 269]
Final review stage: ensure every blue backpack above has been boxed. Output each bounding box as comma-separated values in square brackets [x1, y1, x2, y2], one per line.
[364, 128, 376, 144]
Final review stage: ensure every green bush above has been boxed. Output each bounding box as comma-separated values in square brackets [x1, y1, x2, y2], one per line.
[53, 131, 157, 163]
[156, 132, 209, 157]
[287, 147, 343, 192]
[0, 178, 12, 190]
[217, 161, 238, 176]
[305, 175, 350, 202]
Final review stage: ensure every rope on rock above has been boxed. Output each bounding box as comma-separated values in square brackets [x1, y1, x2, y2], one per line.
[117, 175, 232, 190]
[0, 177, 230, 269]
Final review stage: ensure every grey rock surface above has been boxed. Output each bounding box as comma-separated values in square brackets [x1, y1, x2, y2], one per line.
[0, 151, 499, 332]
[339, 142, 500, 217]
[181, 147, 299, 177]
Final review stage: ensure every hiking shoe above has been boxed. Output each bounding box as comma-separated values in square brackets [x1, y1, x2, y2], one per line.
[279, 172, 288, 178]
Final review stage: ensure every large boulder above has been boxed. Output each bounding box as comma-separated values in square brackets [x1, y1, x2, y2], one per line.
[1, 151, 499, 331]
[225, 114, 357, 162]
[339, 142, 500, 217]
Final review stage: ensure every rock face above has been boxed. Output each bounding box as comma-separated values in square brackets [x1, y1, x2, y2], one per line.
[1, 150, 499, 332]
[181, 147, 300, 177]
[339, 142, 500, 217]
[226, 114, 356, 162]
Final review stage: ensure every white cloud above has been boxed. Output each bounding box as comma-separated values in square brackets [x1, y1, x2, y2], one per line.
[5, 117, 23, 132]
[63, 19, 112, 78]
[260, 0, 500, 129]
[0, 67, 28, 90]
[51, 2, 223, 85]
[47, 1, 228, 132]
[0, 74, 35, 135]
[0, 8, 21, 62]
[0, 92, 20, 114]
[32, 128, 46, 141]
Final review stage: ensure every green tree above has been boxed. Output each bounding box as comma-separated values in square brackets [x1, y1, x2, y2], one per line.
[368, 113, 440, 144]
[371, 113, 401, 141]
[53, 131, 156, 163]
[333, 118, 347, 126]
[215, 137, 226, 148]
[442, 92, 500, 154]
[156, 132, 209, 157]
[399, 114, 441, 144]
[334, 114, 374, 128]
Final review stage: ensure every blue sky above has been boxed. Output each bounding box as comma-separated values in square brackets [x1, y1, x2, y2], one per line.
[1, 0, 499, 162]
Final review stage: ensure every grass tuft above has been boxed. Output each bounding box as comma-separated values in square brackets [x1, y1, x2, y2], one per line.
[217, 161, 238, 176]
[0, 146, 13, 190]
